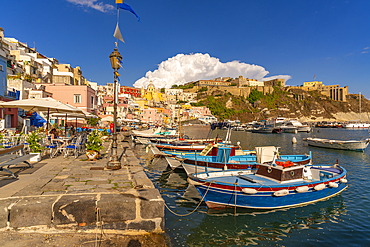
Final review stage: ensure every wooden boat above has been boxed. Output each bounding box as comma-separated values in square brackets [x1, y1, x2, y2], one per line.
[305, 137, 370, 151]
[179, 146, 312, 175]
[188, 162, 348, 209]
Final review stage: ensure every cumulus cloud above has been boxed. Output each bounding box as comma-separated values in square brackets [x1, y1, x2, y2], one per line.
[133, 53, 291, 89]
[66, 0, 114, 12]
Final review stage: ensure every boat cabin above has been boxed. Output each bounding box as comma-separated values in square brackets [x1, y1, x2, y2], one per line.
[255, 163, 306, 183]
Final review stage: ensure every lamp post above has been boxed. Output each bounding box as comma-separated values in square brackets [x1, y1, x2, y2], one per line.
[107, 48, 122, 170]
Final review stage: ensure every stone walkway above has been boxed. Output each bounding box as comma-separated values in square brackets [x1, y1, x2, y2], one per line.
[0, 133, 166, 246]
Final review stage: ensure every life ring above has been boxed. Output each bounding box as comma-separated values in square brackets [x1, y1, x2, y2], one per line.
[267, 167, 272, 173]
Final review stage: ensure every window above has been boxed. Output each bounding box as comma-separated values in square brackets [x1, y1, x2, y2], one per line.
[91, 95, 94, 106]
[74, 94, 81, 103]
[0, 64, 3, 71]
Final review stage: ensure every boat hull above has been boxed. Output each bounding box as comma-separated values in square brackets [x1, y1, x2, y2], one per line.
[196, 182, 347, 209]
[306, 138, 369, 151]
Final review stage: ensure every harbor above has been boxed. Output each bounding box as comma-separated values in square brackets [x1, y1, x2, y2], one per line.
[136, 125, 370, 246]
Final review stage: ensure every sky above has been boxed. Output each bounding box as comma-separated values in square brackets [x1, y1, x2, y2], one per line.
[1, 0, 370, 98]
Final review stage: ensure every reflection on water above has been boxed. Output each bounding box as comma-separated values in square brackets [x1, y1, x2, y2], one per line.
[133, 127, 370, 246]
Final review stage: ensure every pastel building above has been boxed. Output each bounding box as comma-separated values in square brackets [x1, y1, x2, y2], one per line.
[40, 83, 98, 114]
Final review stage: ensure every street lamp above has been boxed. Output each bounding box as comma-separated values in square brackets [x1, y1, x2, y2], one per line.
[107, 48, 122, 170]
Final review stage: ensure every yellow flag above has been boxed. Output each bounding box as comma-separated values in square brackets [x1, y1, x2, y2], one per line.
[116, 0, 123, 4]
[115, 71, 120, 77]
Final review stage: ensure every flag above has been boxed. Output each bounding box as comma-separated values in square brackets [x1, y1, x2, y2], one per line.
[119, 1, 140, 21]
[313, 74, 316, 80]
[115, 71, 120, 77]
[113, 23, 125, 43]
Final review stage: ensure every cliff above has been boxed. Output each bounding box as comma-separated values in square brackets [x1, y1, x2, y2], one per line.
[194, 87, 370, 123]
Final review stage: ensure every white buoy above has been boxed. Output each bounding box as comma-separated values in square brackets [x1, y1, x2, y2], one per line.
[146, 145, 149, 153]
[294, 129, 298, 134]
[292, 137, 297, 144]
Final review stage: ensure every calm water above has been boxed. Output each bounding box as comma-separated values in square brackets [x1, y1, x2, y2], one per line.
[133, 126, 370, 246]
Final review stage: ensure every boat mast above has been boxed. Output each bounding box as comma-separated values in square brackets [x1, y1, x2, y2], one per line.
[359, 92, 361, 122]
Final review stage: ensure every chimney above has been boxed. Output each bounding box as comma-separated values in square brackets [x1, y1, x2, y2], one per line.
[0, 27, 3, 39]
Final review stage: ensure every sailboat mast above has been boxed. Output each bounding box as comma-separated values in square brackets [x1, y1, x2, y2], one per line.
[360, 92, 361, 122]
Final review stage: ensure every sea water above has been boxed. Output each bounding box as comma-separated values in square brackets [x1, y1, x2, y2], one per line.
[133, 126, 370, 246]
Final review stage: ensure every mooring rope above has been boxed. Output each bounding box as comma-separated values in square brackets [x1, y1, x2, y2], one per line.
[164, 181, 212, 217]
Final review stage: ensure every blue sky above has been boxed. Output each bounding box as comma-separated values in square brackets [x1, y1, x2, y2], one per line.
[1, 0, 370, 98]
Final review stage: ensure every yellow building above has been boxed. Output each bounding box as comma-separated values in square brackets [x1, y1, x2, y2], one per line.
[143, 82, 163, 103]
[303, 81, 323, 90]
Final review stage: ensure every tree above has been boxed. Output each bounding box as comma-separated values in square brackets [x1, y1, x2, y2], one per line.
[87, 117, 100, 127]
[247, 89, 264, 103]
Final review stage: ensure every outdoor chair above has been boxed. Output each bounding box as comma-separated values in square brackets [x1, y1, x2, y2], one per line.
[64, 135, 82, 158]
[45, 136, 59, 158]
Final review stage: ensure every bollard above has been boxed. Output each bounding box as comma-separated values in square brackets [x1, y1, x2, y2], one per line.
[292, 137, 297, 144]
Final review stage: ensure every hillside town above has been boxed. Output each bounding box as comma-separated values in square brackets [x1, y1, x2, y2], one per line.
[0, 27, 352, 130]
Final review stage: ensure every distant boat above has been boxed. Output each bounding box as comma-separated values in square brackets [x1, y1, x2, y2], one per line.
[305, 137, 370, 151]
[343, 92, 370, 128]
[281, 119, 311, 133]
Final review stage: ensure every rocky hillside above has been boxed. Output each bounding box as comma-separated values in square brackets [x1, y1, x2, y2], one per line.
[194, 87, 370, 122]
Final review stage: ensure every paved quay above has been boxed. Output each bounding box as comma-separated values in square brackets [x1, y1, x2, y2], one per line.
[0, 132, 167, 246]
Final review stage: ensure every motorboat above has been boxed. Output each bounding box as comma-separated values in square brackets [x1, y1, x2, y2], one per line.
[281, 119, 311, 133]
[188, 161, 347, 209]
[304, 137, 370, 151]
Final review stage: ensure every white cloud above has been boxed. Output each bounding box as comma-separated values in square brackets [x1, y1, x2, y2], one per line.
[362, 51, 369, 54]
[66, 0, 114, 12]
[133, 53, 291, 89]
[364, 47, 369, 50]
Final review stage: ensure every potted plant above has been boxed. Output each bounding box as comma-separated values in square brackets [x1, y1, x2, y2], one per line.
[26, 132, 44, 162]
[85, 129, 105, 160]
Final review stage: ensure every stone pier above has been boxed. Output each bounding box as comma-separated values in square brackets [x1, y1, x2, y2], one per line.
[0, 133, 166, 246]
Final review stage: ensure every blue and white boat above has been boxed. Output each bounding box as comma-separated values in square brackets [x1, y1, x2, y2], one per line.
[178, 146, 312, 175]
[188, 161, 347, 209]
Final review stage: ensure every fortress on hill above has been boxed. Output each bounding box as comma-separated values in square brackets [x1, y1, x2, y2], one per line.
[181, 76, 348, 102]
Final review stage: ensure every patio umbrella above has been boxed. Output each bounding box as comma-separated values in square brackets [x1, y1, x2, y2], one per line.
[0, 98, 84, 134]
[101, 116, 114, 122]
[51, 110, 98, 134]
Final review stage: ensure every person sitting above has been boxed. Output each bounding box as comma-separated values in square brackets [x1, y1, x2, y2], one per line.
[50, 128, 59, 139]
[69, 125, 76, 136]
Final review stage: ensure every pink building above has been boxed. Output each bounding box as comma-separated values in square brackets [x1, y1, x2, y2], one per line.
[192, 106, 211, 116]
[40, 84, 97, 114]
[139, 108, 163, 123]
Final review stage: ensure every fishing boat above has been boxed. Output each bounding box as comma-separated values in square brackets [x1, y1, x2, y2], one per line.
[132, 127, 179, 143]
[179, 146, 312, 175]
[188, 160, 348, 209]
[304, 137, 370, 151]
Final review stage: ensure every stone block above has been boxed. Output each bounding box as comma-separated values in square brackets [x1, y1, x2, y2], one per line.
[102, 221, 127, 230]
[127, 220, 156, 231]
[138, 189, 164, 219]
[9, 196, 58, 228]
[53, 195, 96, 226]
[97, 194, 136, 222]
[0, 198, 20, 228]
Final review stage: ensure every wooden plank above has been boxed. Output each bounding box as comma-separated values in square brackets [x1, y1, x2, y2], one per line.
[0, 145, 24, 156]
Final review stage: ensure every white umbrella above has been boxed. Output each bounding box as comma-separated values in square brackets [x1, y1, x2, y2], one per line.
[101, 116, 114, 122]
[0, 98, 83, 113]
[0, 98, 84, 134]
